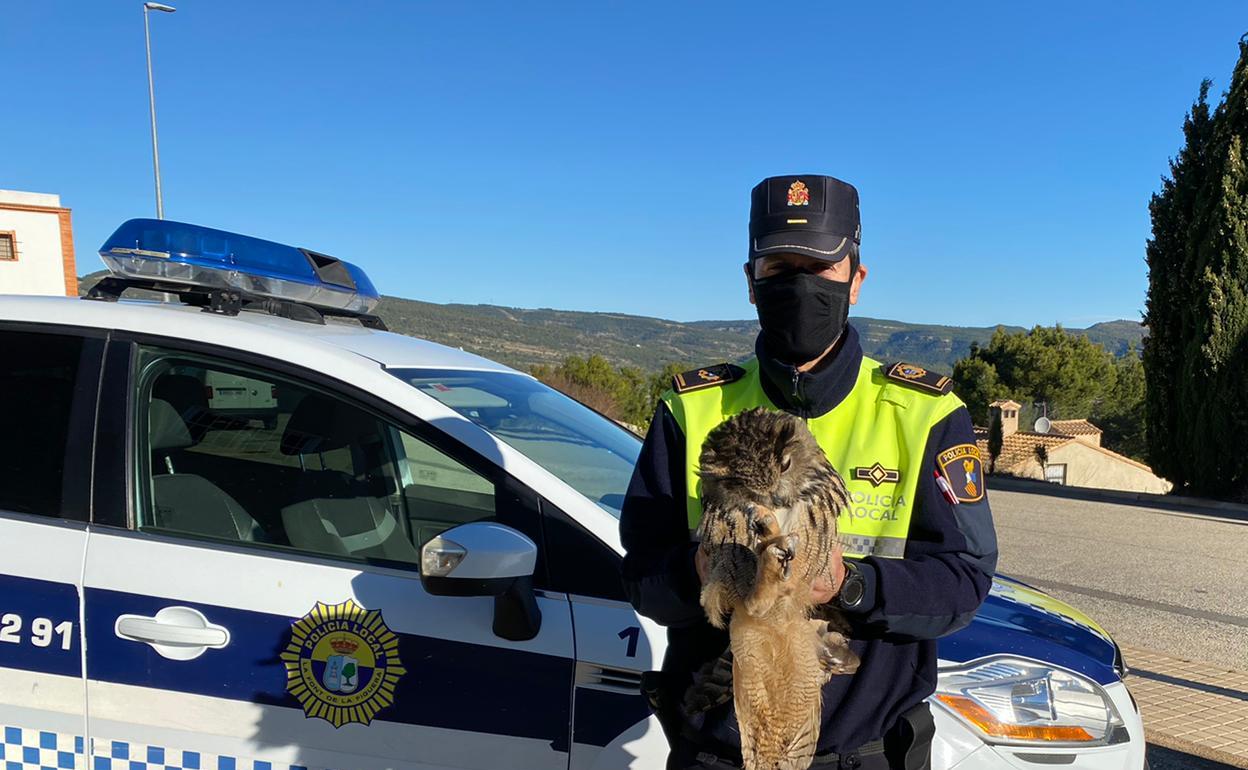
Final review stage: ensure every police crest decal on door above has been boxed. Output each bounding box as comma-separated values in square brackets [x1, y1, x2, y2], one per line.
[281, 599, 407, 728]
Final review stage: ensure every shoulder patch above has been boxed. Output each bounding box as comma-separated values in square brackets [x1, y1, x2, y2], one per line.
[882, 362, 953, 394]
[672, 363, 745, 394]
[937, 444, 985, 503]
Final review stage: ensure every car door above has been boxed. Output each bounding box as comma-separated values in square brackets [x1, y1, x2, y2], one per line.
[540, 506, 670, 770]
[0, 325, 101, 770]
[82, 340, 575, 770]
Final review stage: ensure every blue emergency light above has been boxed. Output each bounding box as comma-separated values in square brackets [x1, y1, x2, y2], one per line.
[98, 219, 380, 316]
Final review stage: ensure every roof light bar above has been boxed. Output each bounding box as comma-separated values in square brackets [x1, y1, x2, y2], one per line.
[98, 218, 380, 315]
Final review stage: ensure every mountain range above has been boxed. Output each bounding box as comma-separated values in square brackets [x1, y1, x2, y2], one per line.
[375, 297, 1145, 374]
[79, 271, 1146, 375]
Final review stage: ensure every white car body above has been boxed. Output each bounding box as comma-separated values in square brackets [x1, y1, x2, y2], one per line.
[0, 294, 1145, 770]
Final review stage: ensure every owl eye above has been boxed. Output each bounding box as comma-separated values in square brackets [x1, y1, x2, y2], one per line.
[780, 454, 792, 472]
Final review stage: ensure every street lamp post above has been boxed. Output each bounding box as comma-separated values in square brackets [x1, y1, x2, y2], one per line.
[143, 2, 176, 220]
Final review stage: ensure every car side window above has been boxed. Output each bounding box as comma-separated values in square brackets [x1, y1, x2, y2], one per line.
[397, 432, 496, 548]
[135, 348, 503, 566]
[0, 329, 87, 518]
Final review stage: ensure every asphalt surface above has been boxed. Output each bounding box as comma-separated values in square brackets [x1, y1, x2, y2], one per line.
[1148, 744, 1240, 770]
[988, 488, 1248, 672]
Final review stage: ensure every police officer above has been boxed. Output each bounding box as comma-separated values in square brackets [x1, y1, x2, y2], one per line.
[621, 175, 998, 770]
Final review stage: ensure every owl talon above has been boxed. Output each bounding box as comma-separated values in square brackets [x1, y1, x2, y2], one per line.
[816, 622, 860, 677]
[766, 534, 798, 581]
[751, 509, 780, 542]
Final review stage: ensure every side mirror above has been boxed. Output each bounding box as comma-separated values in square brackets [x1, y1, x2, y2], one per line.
[420, 522, 542, 641]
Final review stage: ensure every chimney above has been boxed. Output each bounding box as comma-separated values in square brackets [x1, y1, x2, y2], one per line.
[989, 400, 1022, 438]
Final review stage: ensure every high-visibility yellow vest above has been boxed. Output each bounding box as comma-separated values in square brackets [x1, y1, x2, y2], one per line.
[662, 356, 964, 559]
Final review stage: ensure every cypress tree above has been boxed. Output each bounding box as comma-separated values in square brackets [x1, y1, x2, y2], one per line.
[987, 411, 1004, 474]
[1143, 82, 1212, 487]
[1145, 37, 1248, 498]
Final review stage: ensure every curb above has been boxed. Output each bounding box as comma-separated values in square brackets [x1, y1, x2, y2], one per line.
[986, 475, 1248, 519]
[1146, 730, 1248, 769]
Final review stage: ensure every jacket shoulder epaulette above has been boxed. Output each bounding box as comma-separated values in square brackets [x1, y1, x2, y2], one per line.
[881, 361, 953, 395]
[671, 363, 746, 394]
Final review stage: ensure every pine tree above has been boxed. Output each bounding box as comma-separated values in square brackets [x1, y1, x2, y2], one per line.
[1145, 37, 1248, 499]
[951, 353, 1002, 425]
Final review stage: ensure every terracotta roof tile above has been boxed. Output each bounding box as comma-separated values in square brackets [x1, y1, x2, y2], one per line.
[973, 420, 1167, 484]
[978, 431, 1075, 472]
[1049, 419, 1102, 437]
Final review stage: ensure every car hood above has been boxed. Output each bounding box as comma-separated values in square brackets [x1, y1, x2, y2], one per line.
[938, 575, 1122, 685]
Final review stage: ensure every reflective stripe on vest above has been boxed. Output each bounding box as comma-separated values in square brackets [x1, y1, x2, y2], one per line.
[662, 356, 964, 559]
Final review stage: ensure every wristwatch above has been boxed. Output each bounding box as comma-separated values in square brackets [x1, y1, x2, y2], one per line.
[837, 559, 867, 611]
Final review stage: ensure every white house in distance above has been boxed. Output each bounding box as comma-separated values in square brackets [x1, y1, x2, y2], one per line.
[0, 190, 77, 296]
[975, 399, 1171, 495]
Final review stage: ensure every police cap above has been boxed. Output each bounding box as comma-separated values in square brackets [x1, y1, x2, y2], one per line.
[749, 175, 861, 264]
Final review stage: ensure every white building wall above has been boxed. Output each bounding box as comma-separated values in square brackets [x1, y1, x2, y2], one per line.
[0, 191, 70, 296]
[1010, 441, 1172, 494]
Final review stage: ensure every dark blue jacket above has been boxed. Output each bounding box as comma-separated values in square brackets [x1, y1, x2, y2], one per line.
[618, 326, 998, 754]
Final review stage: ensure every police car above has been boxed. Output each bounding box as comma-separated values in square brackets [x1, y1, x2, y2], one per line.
[0, 219, 1144, 770]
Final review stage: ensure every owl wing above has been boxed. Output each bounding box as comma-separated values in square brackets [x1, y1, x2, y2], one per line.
[792, 470, 850, 585]
[698, 502, 758, 626]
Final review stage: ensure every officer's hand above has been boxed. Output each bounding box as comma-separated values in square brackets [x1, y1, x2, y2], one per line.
[695, 545, 709, 584]
[811, 544, 846, 605]
[811, 574, 836, 605]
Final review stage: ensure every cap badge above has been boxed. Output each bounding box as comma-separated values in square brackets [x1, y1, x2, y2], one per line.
[787, 181, 810, 207]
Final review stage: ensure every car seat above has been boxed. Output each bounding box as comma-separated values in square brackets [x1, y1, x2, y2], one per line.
[278, 393, 419, 563]
[149, 398, 264, 542]
[152, 373, 213, 443]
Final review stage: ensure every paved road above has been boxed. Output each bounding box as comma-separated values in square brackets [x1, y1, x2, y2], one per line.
[1149, 744, 1240, 770]
[989, 488, 1248, 672]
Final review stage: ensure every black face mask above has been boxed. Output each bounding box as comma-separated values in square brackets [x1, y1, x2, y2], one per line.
[752, 270, 852, 364]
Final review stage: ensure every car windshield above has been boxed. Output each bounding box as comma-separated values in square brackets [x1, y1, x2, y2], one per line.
[387, 368, 641, 516]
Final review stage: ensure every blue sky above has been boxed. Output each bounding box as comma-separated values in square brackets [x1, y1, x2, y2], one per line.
[3, 2, 1245, 326]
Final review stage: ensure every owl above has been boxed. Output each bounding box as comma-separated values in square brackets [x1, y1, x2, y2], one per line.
[690, 407, 858, 770]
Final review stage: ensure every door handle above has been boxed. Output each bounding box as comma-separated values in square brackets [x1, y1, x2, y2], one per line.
[114, 606, 230, 661]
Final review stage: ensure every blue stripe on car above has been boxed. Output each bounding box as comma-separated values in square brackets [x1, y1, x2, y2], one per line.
[0, 574, 81, 678]
[84, 588, 575, 749]
[572, 688, 651, 748]
[938, 588, 1118, 685]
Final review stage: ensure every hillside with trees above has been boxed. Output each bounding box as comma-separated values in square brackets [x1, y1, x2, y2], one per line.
[77, 270, 1148, 438]
[78, 269, 1145, 376]
[952, 326, 1146, 461]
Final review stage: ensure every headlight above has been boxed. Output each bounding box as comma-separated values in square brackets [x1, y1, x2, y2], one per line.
[934, 657, 1127, 747]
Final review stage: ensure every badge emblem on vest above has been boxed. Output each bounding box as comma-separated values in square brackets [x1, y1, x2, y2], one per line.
[883, 362, 954, 394]
[787, 181, 810, 206]
[936, 444, 985, 503]
[853, 462, 901, 488]
[962, 459, 979, 498]
[672, 363, 745, 394]
[282, 599, 407, 728]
